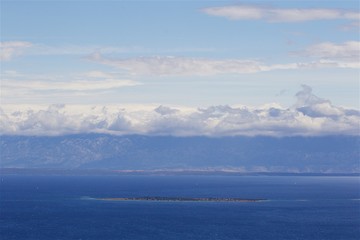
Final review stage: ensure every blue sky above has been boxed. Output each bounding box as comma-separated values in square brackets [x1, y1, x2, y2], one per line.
[0, 0, 359, 136]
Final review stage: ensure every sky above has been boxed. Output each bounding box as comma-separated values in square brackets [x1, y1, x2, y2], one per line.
[0, 0, 359, 136]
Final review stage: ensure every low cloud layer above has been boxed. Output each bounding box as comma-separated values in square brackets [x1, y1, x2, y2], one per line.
[203, 5, 359, 22]
[1, 86, 359, 137]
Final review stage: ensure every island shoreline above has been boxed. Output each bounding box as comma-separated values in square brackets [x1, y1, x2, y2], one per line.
[95, 197, 267, 203]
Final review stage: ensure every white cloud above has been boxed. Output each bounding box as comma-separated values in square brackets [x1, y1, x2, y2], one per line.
[89, 53, 360, 76]
[1, 70, 140, 101]
[82, 71, 114, 79]
[297, 41, 360, 61]
[154, 105, 179, 115]
[1, 86, 359, 137]
[294, 85, 354, 119]
[88, 53, 266, 76]
[2, 79, 138, 92]
[203, 5, 360, 22]
[0, 41, 32, 61]
[37, 45, 142, 56]
[4, 43, 214, 57]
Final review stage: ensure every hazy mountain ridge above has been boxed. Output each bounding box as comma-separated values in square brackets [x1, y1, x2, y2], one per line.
[1, 134, 359, 173]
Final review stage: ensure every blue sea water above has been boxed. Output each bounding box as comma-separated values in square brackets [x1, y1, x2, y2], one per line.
[0, 175, 359, 240]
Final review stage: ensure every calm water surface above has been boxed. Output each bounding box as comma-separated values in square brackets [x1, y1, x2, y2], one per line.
[1, 175, 359, 240]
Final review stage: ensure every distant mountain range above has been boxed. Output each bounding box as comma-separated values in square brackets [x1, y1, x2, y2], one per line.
[1, 134, 359, 173]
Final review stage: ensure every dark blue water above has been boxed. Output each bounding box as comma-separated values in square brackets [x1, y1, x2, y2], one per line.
[1, 175, 359, 240]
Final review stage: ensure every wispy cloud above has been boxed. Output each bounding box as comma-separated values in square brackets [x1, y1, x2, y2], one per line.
[0, 41, 32, 61]
[340, 21, 360, 31]
[1, 70, 140, 101]
[295, 41, 360, 61]
[2, 79, 138, 92]
[29, 44, 141, 56]
[203, 5, 360, 22]
[88, 53, 359, 76]
[2, 43, 215, 57]
[88, 53, 266, 75]
[1, 86, 359, 137]
[81, 70, 116, 79]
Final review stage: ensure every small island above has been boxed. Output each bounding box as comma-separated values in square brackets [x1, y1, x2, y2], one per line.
[96, 196, 266, 202]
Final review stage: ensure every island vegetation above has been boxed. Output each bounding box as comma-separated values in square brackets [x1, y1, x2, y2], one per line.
[96, 197, 266, 202]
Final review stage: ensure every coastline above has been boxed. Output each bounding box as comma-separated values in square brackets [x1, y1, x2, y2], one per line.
[96, 197, 267, 203]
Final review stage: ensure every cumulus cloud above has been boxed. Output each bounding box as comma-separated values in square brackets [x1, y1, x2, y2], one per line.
[1, 86, 359, 137]
[154, 105, 179, 115]
[294, 85, 358, 119]
[0, 41, 32, 61]
[203, 5, 360, 22]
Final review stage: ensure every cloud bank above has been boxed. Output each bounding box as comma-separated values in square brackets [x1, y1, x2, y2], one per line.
[1, 86, 359, 137]
[203, 5, 360, 22]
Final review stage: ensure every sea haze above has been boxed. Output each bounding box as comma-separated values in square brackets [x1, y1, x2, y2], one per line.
[0, 175, 359, 240]
[1, 134, 359, 173]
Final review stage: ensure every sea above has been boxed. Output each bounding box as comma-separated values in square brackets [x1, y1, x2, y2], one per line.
[0, 174, 359, 240]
